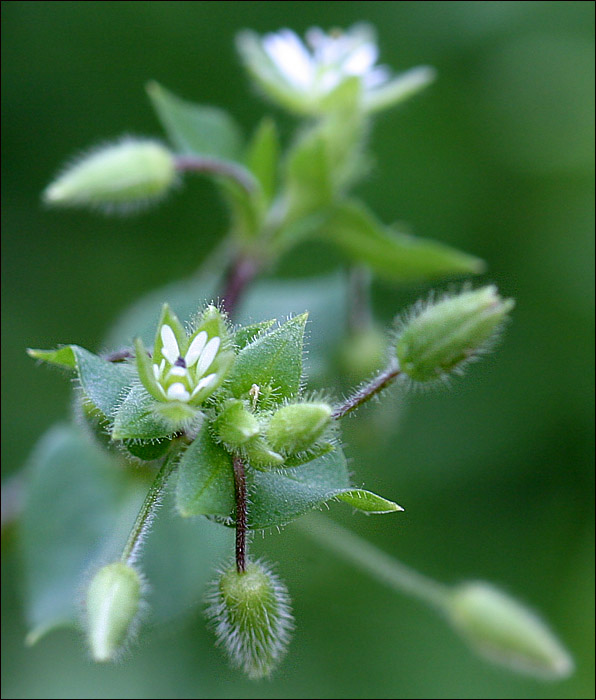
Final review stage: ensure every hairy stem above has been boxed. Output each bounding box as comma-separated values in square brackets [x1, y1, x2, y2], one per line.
[120, 451, 178, 565]
[299, 513, 449, 610]
[174, 155, 256, 193]
[232, 456, 248, 573]
[333, 357, 401, 419]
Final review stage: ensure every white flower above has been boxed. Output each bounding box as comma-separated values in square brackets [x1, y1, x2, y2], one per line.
[238, 24, 436, 115]
[135, 304, 233, 409]
[153, 324, 220, 403]
[262, 26, 390, 97]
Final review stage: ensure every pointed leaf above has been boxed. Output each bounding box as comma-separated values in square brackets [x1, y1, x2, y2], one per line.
[176, 423, 235, 518]
[227, 313, 307, 405]
[29, 345, 134, 418]
[234, 319, 276, 350]
[324, 200, 485, 282]
[147, 81, 243, 160]
[335, 489, 403, 513]
[246, 447, 350, 529]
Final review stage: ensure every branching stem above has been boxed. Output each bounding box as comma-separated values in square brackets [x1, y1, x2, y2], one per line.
[333, 357, 401, 419]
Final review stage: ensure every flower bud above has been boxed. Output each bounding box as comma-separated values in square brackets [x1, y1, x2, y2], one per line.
[267, 402, 332, 455]
[86, 562, 142, 662]
[213, 399, 259, 447]
[395, 286, 514, 382]
[447, 581, 573, 679]
[206, 560, 293, 679]
[43, 138, 176, 213]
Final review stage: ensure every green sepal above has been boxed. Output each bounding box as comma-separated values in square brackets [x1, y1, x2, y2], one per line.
[176, 423, 235, 519]
[363, 65, 436, 113]
[153, 303, 187, 363]
[227, 314, 307, 407]
[147, 81, 243, 160]
[266, 401, 332, 455]
[28, 345, 134, 419]
[134, 337, 164, 401]
[111, 385, 177, 440]
[323, 200, 485, 283]
[234, 320, 276, 350]
[282, 442, 335, 467]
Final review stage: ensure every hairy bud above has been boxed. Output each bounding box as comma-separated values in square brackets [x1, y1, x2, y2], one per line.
[448, 581, 573, 679]
[267, 402, 332, 455]
[396, 286, 514, 382]
[43, 138, 176, 213]
[206, 560, 293, 679]
[86, 562, 142, 662]
[213, 399, 260, 447]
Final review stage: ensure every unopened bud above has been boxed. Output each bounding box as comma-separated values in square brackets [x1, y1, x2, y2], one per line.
[86, 562, 142, 662]
[206, 560, 293, 679]
[267, 402, 332, 455]
[213, 399, 259, 446]
[448, 581, 573, 679]
[43, 138, 176, 213]
[396, 286, 514, 382]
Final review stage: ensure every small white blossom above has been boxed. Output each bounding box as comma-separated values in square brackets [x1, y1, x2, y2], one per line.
[153, 324, 219, 403]
[238, 24, 435, 115]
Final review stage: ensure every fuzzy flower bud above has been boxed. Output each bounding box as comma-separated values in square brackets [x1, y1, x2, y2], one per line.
[267, 401, 332, 455]
[206, 560, 293, 679]
[86, 562, 142, 662]
[213, 399, 260, 447]
[447, 581, 573, 679]
[43, 138, 176, 213]
[395, 286, 514, 382]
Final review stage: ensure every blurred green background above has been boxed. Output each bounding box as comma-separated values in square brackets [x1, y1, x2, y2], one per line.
[2, 2, 594, 698]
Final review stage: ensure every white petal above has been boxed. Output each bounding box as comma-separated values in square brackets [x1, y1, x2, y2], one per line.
[343, 42, 378, 76]
[196, 337, 220, 376]
[190, 373, 217, 398]
[160, 325, 180, 365]
[167, 366, 188, 378]
[166, 383, 190, 402]
[185, 331, 207, 367]
[263, 29, 314, 89]
[152, 364, 161, 380]
[363, 65, 391, 89]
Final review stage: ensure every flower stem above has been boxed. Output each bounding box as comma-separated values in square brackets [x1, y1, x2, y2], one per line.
[174, 155, 256, 193]
[298, 513, 449, 610]
[120, 451, 178, 565]
[333, 357, 401, 419]
[232, 456, 248, 573]
[221, 255, 260, 317]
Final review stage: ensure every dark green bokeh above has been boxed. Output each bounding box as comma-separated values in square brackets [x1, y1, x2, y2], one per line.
[2, 2, 594, 698]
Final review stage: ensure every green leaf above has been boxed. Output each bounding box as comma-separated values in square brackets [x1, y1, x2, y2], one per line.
[176, 423, 235, 518]
[245, 117, 279, 203]
[236, 273, 346, 380]
[29, 345, 133, 418]
[21, 424, 143, 644]
[335, 489, 403, 513]
[234, 319, 276, 350]
[111, 384, 173, 440]
[146, 81, 242, 160]
[227, 313, 307, 405]
[246, 448, 351, 529]
[122, 437, 172, 461]
[27, 346, 76, 369]
[323, 200, 485, 282]
[364, 65, 436, 113]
